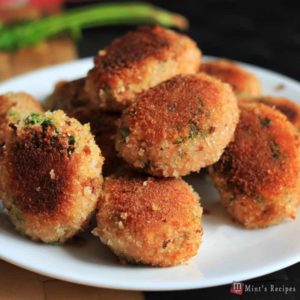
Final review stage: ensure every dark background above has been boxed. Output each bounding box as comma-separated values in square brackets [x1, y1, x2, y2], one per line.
[68, 0, 300, 298]
[70, 0, 300, 80]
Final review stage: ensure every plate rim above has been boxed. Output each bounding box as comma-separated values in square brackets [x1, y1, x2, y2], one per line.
[0, 56, 300, 291]
[1, 248, 300, 291]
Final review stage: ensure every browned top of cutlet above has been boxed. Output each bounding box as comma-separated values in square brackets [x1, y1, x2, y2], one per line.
[100, 175, 200, 233]
[274, 103, 298, 122]
[239, 96, 300, 131]
[201, 59, 259, 95]
[94, 26, 171, 74]
[0, 93, 42, 115]
[213, 103, 300, 197]
[121, 73, 231, 144]
[0, 95, 13, 123]
[49, 78, 90, 112]
[258, 96, 300, 128]
[0, 93, 43, 144]
[6, 125, 74, 214]
[66, 104, 120, 134]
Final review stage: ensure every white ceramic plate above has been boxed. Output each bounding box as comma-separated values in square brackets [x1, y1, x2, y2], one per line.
[0, 57, 299, 291]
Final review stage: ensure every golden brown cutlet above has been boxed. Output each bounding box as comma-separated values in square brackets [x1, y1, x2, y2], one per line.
[85, 26, 202, 111]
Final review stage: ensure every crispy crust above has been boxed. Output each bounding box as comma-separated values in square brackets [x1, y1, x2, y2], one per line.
[85, 26, 202, 111]
[94, 26, 170, 71]
[116, 73, 239, 177]
[44, 78, 123, 175]
[201, 59, 261, 97]
[210, 102, 300, 228]
[1, 110, 104, 243]
[94, 173, 203, 267]
[7, 128, 72, 213]
[0, 92, 43, 197]
[0, 92, 43, 144]
[91, 112, 125, 175]
[240, 96, 300, 131]
[44, 78, 91, 118]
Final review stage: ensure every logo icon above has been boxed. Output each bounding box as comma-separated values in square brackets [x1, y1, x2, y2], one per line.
[230, 282, 244, 295]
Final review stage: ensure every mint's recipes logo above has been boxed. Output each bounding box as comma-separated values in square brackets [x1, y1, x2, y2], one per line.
[230, 282, 244, 295]
[230, 281, 297, 295]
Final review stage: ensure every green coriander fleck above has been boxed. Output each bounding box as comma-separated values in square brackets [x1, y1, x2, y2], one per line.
[188, 122, 199, 139]
[68, 135, 76, 145]
[260, 117, 272, 128]
[120, 126, 130, 142]
[256, 195, 266, 203]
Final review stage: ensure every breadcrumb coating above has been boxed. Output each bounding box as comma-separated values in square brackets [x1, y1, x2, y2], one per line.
[85, 26, 202, 111]
[44, 78, 91, 117]
[0, 110, 104, 243]
[240, 95, 300, 131]
[44, 78, 123, 175]
[93, 172, 202, 266]
[210, 102, 300, 228]
[0, 92, 43, 198]
[201, 59, 261, 97]
[116, 73, 239, 177]
[0, 92, 43, 145]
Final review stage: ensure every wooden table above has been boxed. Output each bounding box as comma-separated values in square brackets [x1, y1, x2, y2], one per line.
[0, 260, 144, 300]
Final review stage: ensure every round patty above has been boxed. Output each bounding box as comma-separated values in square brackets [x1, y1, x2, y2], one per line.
[210, 102, 300, 228]
[116, 73, 239, 177]
[93, 171, 203, 266]
[0, 110, 104, 243]
[85, 26, 202, 111]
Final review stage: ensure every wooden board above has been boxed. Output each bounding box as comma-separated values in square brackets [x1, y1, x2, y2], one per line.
[0, 37, 77, 82]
